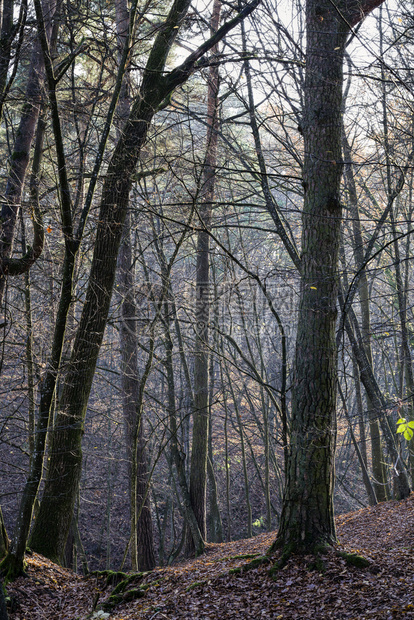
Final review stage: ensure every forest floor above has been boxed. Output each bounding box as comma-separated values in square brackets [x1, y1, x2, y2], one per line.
[5, 493, 414, 620]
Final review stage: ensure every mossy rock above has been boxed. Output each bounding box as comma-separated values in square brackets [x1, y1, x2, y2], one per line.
[102, 586, 147, 611]
[101, 594, 123, 611]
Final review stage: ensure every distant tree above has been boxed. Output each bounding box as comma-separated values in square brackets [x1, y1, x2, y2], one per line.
[187, 0, 222, 555]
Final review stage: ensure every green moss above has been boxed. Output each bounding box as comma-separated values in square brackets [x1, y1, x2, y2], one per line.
[186, 580, 207, 591]
[307, 557, 326, 573]
[312, 543, 330, 555]
[0, 553, 28, 583]
[269, 541, 332, 578]
[111, 573, 147, 595]
[101, 594, 123, 611]
[243, 556, 270, 571]
[228, 556, 270, 577]
[122, 588, 146, 602]
[92, 570, 124, 582]
[97, 572, 162, 612]
[102, 584, 148, 611]
[271, 541, 296, 573]
[336, 551, 370, 568]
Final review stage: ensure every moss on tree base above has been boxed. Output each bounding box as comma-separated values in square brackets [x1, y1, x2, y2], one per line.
[0, 553, 28, 584]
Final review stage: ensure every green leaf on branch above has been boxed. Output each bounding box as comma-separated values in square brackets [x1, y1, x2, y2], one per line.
[396, 418, 414, 441]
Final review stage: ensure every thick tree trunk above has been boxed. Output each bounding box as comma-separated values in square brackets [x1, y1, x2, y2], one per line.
[274, 0, 348, 554]
[273, 0, 385, 556]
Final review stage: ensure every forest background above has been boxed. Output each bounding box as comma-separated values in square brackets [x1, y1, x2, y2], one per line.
[0, 0, 412, 581]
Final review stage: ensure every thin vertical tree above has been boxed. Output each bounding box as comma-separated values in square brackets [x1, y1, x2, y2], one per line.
[187, 0, 221, 554]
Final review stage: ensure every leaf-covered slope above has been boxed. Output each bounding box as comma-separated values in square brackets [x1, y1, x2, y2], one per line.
[7, 494, 414, 619]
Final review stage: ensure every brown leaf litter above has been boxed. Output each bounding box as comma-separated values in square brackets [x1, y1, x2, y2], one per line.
[6, 494, 414, 619]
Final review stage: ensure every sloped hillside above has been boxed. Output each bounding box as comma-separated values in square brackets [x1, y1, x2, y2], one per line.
[6, 494, 414, 619]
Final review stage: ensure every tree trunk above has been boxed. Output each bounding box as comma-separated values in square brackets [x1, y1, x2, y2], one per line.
[0, 34, 45, 308]
[28, 0, 260, 563]
[0, 508, 8, 560]
[163, 299, 205, 556]
[187, 0, 221, 555]
[0, 580, 8, 620]
[0, 114, 56, 581]
[342, 301, 411, 499]
[343, 131, 388, 501]
[118, 215, 155, 571]
[273, 0, 385, 555]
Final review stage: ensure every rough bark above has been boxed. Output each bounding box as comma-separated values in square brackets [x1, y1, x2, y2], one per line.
[29, 0, 260, 563]
[273, 0, 385, 556]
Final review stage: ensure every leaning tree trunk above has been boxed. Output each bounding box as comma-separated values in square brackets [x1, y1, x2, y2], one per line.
[29, 0, 260, 562]
[273, 0, 384, 556]
[0, 0, 56, 306]
[28, 98, 161, 562]
[0, 38, 45, 308]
